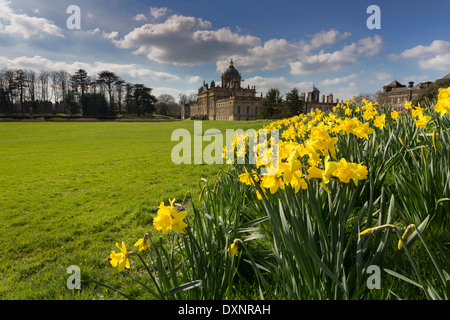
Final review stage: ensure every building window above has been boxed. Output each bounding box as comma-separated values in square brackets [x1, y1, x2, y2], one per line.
[238, 106, 240, 114]
[247, 107, 250, 114]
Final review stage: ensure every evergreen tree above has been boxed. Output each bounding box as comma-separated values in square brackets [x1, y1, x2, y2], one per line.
[260, 88, 283, 119]
[71, 69, 90, 115]
[282, 88, 304, 117]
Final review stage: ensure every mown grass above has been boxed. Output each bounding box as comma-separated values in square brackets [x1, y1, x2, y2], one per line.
[0, 119, 271, 299]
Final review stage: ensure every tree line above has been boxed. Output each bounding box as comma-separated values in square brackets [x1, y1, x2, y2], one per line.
[0, 68, 195, 118]
[259, 88, 305, 119]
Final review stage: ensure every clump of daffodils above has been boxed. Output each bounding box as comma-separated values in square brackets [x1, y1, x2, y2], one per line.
[109, 199, 188, 272]
[234, 107, 372, 198]
[435, 87, 450, 117]
[153, 198, 188, 234]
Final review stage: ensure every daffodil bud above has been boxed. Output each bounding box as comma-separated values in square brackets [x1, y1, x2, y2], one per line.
[398, 224, 415, 250]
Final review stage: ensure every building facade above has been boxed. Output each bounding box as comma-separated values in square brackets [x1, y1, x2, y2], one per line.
[378, 80, 432, 110]
[377, 74, 450, 109]
[302, 85, 337, 113]
[181, 60, 262, 121]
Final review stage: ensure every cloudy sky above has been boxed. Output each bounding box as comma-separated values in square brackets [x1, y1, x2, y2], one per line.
[1, 0, 449, 101]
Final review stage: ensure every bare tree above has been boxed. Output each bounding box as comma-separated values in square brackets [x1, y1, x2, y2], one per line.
[38, 70, 50, 102]
[26, 70, 37, 114]
[15, 69, 27, 115]
[115, 77, 125, 114]
[97, 70, 120, 111]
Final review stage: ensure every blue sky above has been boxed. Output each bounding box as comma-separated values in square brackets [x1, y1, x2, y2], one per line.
[1, 0, 449, 101]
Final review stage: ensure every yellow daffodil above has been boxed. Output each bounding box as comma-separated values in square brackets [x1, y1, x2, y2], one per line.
[374, 114, 386, 129]
[411, 105, 425, 118]
[435, 87, 450, 116]
[109, 242, 134, 272]
[239, 167, 256, 185]
[391, 110, 399, 120]
[153, 202, 173, 234]
[261, 173, 285, 194]
[345, 108, 352, 116]
[352, 122, 375, 140]
[306, 166, 324, 181]
[134, 234, 150, 251]
[171, 210, 188, 234]
[153, 199, 188, 234]
[228, 242, 238, 257]
[414, 115, 432, 129]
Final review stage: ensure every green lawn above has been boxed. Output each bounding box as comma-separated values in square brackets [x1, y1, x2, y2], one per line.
[0, 119, 270, 299]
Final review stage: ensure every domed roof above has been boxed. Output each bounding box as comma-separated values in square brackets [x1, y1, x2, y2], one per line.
[310, 85, 320, 92]
[223, 59, 240, 76]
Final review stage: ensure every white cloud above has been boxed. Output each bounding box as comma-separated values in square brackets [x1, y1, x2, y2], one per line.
[306, 29, 351, 51]
[418, 53, 450, 71]
[320, 74, 358, 86]
[389, 40, 450, 71]
[112, 11, 382, 75]
[399, 40, 450, 59]
[87, 27, 100, 35]
[188, 76, 202, 83]
[289, 35, 383, 75]
[216, 38, 306, 72]
[102, 30, 119, 40]
[150, 7, 170, 20]
[133, 14, 147, 22]
[0, 55, 181, 82]
[0, 0, 64, 39]
[215, 29, 352, 73]
[152, 86, 196, 99]
[115, 14, 260, 66]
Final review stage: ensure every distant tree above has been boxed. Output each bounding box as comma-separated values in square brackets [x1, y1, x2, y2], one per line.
[413, 78, 450, 106]
[82, 93, 109, 116]
[282, 88, 304, 117]
[26, 70, 37, 114]
[260, 88, 283, 119]
[56, 70, 72, 101]
[115, 78, 125, 114]
[38, 70, 51, 103]
[156, 94, 179, 116]
[97, 71, 120, 111]
[61, 91, 79, 115]
[14, 69, 27, 115]
[71, 69, 90, 115]
[178, 93, 197, 106]
[353, 93, 377, 104]
[133, 84, 157, 117]
[124, 83, 135, 113]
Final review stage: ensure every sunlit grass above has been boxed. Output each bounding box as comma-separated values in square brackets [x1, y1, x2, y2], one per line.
[0, 120, 270, 299]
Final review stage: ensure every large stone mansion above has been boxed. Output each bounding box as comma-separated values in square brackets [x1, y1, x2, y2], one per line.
[181, 60, 339, 120]
[181, 60, 261, 121]
[378, 73, 450, 109]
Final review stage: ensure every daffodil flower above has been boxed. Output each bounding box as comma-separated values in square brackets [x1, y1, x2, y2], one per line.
[109, 242, 136, 272]
[134, 234, 150, 251]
